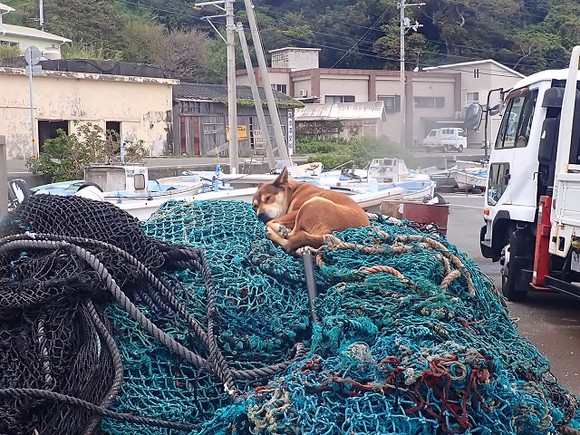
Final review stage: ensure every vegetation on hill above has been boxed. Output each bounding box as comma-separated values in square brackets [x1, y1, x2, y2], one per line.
[4, 0, 580, 80]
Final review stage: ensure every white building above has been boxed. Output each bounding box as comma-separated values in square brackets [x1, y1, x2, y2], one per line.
[0, 2, 70, 60]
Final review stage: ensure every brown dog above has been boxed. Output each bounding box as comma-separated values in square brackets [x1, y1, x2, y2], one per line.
[252, 167, 370, 253]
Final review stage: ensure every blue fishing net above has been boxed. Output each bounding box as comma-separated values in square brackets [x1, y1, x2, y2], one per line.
[0, 196, 578, 434]
[112, 200, 580, 434]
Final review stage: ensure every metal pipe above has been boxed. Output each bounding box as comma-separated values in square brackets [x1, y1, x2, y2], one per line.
[301, 249, 319, 323]
[0, 135, 8, 217]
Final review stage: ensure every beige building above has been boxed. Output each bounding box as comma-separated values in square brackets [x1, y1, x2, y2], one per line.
[237, 47, 525, 149]
[0, 62, 178, 159]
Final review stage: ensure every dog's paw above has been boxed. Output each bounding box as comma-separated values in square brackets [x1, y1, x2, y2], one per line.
[275, 223, 290, 238]
[267, 222, 290, 239]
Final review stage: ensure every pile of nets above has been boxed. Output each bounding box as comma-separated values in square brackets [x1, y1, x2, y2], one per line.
[0, 195, 578, 434]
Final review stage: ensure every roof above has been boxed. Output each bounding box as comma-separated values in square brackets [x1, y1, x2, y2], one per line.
[294, 101, 386, 121]
[423, 59, 525, 78]
[0, 23, 71, 44]
[174, 83, 304, 109]
[0, 3, 15, 14]
[269, 47, 321, 54]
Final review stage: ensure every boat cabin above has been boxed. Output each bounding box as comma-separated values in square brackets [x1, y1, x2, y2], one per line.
[367, 158, 412, 182]
[84, 165, 148, 193]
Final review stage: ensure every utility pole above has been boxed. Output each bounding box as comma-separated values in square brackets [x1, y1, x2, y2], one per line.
[236, 22, 276, 169]
[195, 0, 239, 174]
[225, 0, 238, 174]
[398, 0, 424, 149]
[243, 0, 291, 164]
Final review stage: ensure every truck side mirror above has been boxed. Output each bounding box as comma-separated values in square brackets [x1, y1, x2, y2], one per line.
[488, 104, 502, 116]
[464, 103, 483, 130]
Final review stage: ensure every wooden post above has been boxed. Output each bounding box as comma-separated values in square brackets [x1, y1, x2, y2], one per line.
[0, 135, 8, 216]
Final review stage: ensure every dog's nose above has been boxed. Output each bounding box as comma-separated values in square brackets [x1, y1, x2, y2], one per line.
[257, 212, 271, 222]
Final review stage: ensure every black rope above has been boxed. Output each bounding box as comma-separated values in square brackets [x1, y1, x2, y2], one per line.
[2, 234, 309, 382]
[81, 299, 124, 435]
[0, 388, 194, 431]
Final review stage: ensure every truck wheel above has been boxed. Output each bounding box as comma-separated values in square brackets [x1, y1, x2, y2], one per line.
[457, 145, 464, 153]
[500, 229, 531, 301]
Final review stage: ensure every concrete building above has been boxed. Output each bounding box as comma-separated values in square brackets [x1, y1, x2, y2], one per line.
[0, 59, 177, 160]
[0, 2, 70, 60]
[236, 47, 525, 149]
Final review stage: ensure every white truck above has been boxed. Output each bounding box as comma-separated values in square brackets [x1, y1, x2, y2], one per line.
[422, 127, 467, 153]
[479, 45, 580, 301]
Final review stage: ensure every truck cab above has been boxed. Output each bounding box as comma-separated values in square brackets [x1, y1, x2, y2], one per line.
[480, 48, 580, 301]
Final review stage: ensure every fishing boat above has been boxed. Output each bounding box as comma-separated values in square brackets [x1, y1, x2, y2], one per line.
[449, 166, 488, 190]
[24, 162, 436, 220]
[421, 159, 487, 189]
[363, 157, 431, 183]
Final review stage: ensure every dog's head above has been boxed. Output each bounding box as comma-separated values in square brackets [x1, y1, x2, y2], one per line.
[252, 167, 292, 222]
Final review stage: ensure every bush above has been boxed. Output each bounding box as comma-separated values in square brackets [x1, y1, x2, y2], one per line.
[27, 123, 146, 182]
[296, 136, 416, 170]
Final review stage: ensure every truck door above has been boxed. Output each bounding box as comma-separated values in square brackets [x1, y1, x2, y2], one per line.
[488, 88, 539, 213]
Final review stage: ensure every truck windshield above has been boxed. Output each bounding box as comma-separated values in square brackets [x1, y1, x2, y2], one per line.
[495, 89, 538, 149]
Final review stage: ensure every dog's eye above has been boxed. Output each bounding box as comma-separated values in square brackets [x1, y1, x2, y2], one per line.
[265, 195, 271, 201]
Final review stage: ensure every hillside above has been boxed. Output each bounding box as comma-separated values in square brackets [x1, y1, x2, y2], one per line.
[4, 0, 580, 79]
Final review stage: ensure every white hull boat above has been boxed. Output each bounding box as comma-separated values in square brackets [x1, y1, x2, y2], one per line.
[25, 163, 436, 221]
[450, 167, 488, 190]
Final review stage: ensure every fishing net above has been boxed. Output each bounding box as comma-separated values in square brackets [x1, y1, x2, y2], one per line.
[0, 195, 578, 434]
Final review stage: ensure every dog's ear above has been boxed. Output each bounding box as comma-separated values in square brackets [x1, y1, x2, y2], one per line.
[273, 167, 289, 187]
[257, 182, 265, 189]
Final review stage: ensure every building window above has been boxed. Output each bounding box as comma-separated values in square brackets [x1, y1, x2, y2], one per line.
[414, 96, 445, 108]
[181, 101, 210, 114]
[0, 41, 18, 48]
[325, 95, 355, 103]
[466, 91, 479, 104]
[474, 68, 480, 79]
[272, 84, 287, 94]
[38, 120, 69, 153]
[377, 95, 401, 112]
[105, 121, 121, 143]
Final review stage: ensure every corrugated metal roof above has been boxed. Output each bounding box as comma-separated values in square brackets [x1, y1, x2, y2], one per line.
[295, 101, 386, 121]
[0, 23, 71, 43]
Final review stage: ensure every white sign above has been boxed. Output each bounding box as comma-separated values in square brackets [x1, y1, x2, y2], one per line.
[287, 109, 295, 156]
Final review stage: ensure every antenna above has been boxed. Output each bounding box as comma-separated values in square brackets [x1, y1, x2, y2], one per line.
[39, 0, 44, 31]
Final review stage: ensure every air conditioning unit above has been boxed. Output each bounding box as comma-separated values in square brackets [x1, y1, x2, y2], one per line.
[454, 111, 463, 120]
[299, 89, 308, 97]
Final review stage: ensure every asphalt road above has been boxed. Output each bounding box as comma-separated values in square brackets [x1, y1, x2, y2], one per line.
[444, 192, 580, 396]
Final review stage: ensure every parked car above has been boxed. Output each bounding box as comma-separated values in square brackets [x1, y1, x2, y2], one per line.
[423, 127, 467, 152]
